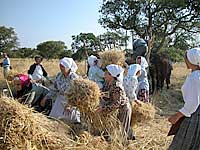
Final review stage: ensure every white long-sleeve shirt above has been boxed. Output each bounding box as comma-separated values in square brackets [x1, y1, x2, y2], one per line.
[179, 70, 200, 117]
[123, 75, 138, 101]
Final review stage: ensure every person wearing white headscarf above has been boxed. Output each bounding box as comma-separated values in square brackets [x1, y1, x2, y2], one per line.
[123, 64, 141, 101]
[168, 47, 200, 150]
[44, 57, 80, 123]
[87, 55, 104, 89]
[136, 56, 150, 102]
[97, 64, 135, 141]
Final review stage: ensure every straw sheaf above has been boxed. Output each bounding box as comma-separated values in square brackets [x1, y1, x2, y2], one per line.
[0, 97, 75, 150]
[99, 50, 125, 69]
[66, 78, 120, 133]
[131, 102, 156, 127]
[66, 79, 101, 113]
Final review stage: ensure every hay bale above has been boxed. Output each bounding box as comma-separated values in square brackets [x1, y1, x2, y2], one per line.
[131, 102, 156, 127]
[99, 50, 125, 69]
[0, 97, 76, 150]
[66, 79, 100, 113]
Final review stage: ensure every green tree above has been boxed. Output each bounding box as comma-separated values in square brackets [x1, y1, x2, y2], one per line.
[10, 47, 33, 58]
[36, 41, 67, 59]
[71, 33, 100, 60]
[97, 31, 129, 50]
[99, 0, 200, 58]
[0, 26, 18, 52]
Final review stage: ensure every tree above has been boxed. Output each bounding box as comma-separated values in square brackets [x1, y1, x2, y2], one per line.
[71, 33, 101, 60]
[97, 30, 129, 50]
[0, 26, 18, 52]
[10, 47, 33, 58]
[36, 41, 67, 59]
[99, 0, 200, 57]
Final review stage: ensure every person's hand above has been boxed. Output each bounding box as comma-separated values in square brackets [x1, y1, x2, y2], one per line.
[168, 112, 184, 124]
[30, 79, 36, 83]
[36, 79, 43, 83]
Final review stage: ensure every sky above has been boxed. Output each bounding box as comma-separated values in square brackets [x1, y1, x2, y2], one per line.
[0, 0, 107, 48]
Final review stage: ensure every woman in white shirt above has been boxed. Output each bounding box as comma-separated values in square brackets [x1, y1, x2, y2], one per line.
[168, 47, 200, 150]
[136, 56, 150, 102]
[123, 64, 141, 102]
[87, 55, 104, 89]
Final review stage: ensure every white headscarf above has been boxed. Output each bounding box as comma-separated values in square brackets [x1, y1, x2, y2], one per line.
[60, 57, 78, 72]
[128, 64, 141, 76]
[140, 56, 148, 69]
[87, 55, 97, 67]
[106, 64, 124, 83]
[187, 47, 200, 67]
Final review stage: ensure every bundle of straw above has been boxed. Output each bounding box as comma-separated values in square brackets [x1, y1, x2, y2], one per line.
[99, 50, 125, 69]
[131, 102, 156, 127]
[0, 97, 75, 150]
[66, 79, 120, 136]
[66, 79, 100, 113]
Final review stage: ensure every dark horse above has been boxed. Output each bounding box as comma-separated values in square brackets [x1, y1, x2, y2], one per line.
[149, 53, 173, 94]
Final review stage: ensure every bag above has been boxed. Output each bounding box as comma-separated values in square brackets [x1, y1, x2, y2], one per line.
[167, 116, 185, 136]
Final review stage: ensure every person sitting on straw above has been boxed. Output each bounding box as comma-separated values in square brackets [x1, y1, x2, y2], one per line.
[136, 56, 150, 103]
[123, 64, 141, 102]
[168, 47, 200, 150]
[42, 57, 81, 123]
[12, 74, 52, 115]
[96, 64, 135, 141]
[87, 55, 104, 89]
[28, 55, 52, 86]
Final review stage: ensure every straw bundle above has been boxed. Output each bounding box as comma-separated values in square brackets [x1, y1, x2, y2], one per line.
[66, 79, 100, 113]
[66, 79, 120, 136]
[99, 50, 125, 69]
[131, 102, 156, 127]
[0, 97, 76, 150]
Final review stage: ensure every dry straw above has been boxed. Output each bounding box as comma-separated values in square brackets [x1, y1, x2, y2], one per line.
[0, 97, 76, 150]
[131, 101, 156, 127]
[66, 78, 101, 113]
[99, 50, 125, 69]
[66, 79, 120, 137]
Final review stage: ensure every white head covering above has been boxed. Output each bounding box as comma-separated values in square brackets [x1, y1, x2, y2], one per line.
[128, 64, 141, 76]
[87, 55, 97, 67]
[140, 56, 148, 69]
[187, 47, 200, 67]
[60, 57, 78, 72]
[106, 64, 124, 83]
